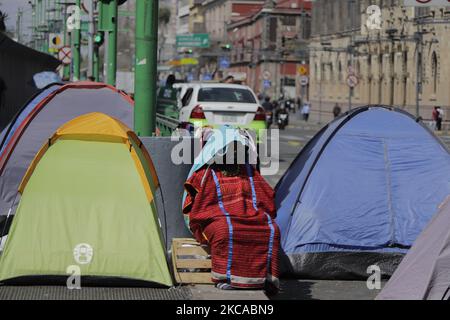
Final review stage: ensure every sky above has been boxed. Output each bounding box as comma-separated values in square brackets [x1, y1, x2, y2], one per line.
[1, 0, 31, 34]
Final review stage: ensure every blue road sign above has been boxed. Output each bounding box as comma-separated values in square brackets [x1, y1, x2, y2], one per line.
[263, 80, 272, 88]
[202, 73, 213, 81]
[219, 57, 230, 69]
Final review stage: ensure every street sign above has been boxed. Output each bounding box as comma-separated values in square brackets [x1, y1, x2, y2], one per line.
[202, 73, 213, 81]
[180, 58, 199, 65]
[49, 33, 64, 53]
[58, 46, 72, 65]
[347, 75, 359, 88]
[176, 34, 210, 48]
[347, 66, 355, 75]
[219, 57, 230, 69]
[263, 70, 271, 80]
[298, 65, 309, 76]
[263, 80, 272, 89]
[300, 76, 309, 86]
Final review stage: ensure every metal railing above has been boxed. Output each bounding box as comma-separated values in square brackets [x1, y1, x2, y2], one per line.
[156, 113, 180, 136]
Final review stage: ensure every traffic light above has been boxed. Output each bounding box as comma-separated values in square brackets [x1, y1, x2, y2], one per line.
[94, 32, 104, 47]
[221, 43, 232, 51]
[183, 49, 193, 55]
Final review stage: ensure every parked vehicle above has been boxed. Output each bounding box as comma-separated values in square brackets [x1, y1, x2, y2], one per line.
[178, 83, 267, 138]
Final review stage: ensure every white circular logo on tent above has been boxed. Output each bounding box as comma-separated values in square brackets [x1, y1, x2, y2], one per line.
[73, 243, 94, 265]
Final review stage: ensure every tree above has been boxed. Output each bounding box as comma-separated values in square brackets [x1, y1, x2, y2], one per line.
[0, 10, 7, 32]
[159, 7, 171, 26]
[158, 6, 171, 63]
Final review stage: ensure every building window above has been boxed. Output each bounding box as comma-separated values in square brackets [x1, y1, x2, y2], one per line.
[268, 17, 278, 43]
[338, 61, 343, 82]
[329, 63, 334, 82]
[432, 51, 438, 94]
[282, 16, 296, 26]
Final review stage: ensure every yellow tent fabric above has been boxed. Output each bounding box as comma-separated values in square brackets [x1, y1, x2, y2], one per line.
[19, 112, 159, 202]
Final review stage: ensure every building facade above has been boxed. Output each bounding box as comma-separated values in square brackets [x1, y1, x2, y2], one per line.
[309, 0, 450, 123]
[227, 0, 312, 99]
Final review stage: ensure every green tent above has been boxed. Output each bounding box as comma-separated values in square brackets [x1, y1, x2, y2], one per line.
[0, 113, 173, 287]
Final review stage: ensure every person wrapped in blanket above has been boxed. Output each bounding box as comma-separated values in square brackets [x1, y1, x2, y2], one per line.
[182, 127, 280, 293]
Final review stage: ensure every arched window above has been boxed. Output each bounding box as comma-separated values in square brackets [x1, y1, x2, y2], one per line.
[432, 51, 438, 94]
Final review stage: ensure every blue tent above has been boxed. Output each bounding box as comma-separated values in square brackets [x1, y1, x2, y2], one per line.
[0, 84, 61, 155]
[276, 106, 450, 280]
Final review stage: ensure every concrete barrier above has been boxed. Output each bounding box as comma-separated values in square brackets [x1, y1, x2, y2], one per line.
[141, 137, 194, 251]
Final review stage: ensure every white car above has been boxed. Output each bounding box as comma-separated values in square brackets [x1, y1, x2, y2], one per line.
[177, 83, 267, 134]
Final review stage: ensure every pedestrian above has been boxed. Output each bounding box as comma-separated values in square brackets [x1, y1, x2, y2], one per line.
[262, 96, 273, 112]
[183, 134, 280, 293]
[437, 106, 444, 131]
[302, 101, 311, 122]
[222, 75, 235, 84]
[432, 107, 439, 130]
[157, 74, 178, 118]
[333, 103, 342, 118]
[296, 97, 302, 112]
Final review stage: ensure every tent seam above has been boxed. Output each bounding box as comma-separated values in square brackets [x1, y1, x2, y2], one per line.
[383, 139, 395, 246]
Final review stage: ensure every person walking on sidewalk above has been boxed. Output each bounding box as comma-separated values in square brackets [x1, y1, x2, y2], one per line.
[301, 101, 311, 122]
[432, 107, 439, 130]
[436, 106, 444, 131]
[333, 103, 342, 119]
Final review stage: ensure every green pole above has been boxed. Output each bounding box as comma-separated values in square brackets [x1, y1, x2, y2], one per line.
[43, 0, 49, 53]
[106, 0, 118, 86]
[93, 46, 100, 81]
[134, 0, 159, 136]
[72, 0, 81, 81]
[62, 0, 71, 80]
[31, 1, 36, 50]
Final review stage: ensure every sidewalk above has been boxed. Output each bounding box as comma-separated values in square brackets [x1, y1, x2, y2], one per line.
[0, 280, 382, 300]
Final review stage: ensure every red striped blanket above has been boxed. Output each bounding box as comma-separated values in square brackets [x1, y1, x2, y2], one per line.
[183, 165, 280, 290]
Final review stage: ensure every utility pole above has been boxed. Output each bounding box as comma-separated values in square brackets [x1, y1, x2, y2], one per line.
[348, 0, 356, 112]
[88, 0, 95, 79]
[16, 8, 23, 43]
[134, 0, 159, 136]
[62, 0, 71, 80]
[99, 0, 118, 86]
[72, 0, 81, 81]
[415, 30, 423, 118]
[318, 57, 323, 124]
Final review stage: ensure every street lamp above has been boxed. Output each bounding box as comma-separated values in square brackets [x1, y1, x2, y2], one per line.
[414, 31, 424, 119]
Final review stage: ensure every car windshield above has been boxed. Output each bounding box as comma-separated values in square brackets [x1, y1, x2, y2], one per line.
[198, 88, 256, 103]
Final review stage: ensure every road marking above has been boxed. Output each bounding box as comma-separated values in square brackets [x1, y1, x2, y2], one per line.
[280, 135, 307, 142]
[288, 141, 302, 147]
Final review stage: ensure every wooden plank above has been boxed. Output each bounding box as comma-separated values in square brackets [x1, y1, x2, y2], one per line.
[171, 238, 214, 285]
[178, 272, 212, 284]
[171, 241, 182, 284]
[174, 238, 199, 245]
[176, 246, 210, 256]
[176, 259, 212, 269]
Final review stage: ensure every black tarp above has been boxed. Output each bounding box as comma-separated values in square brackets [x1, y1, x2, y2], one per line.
[0, 32, 60, 130]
